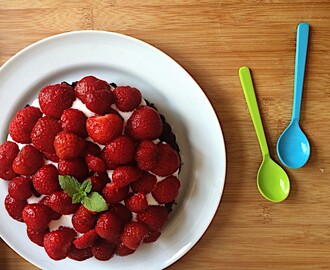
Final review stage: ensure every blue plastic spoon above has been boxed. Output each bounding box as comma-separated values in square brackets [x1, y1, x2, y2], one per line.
[277, 22, 310, 169]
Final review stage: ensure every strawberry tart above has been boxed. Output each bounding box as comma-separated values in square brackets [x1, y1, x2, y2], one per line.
[0, 76, 181, 261]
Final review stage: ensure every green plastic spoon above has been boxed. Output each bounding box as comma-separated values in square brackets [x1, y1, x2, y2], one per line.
[239, 66, 290, 202]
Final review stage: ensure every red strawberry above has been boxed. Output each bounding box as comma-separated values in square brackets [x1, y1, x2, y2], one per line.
[4, 194, 27, 222]
[85, 141, 101, 157]
[22, 203, 53, 230]
[85, 153, 107, 172]
[31, 116, 62, 153]
[54, 131, 86, 160]
[58, 159, 89, 181]
[91, 238, 115, 261]
[27, 227, 49, 247]
[125, 192, 148, 213]
[137, 206, 168, 231]
[75, 76, 111, 103]
[143, 230, 161, 243]
[115, 242, 135, 256]
[38, 196, 62, 220]
[108, 203, 132, 224]
[86, 114, 123, 145]
[8, 176, 32, 200]
[32, 164, 61, 195]
[72, 205, 97, 233]
[12, 145, 44, 176]
[130, 172, 157, 194]
[95, 212, 124, 243]
[113, 86, 142, 112]
[9, 106, 42, 143]
[73, 229, 98, 249]
[125, 106, 163, 141]
[85, 89, 115, 115]
[0, 141, 19, 180]
[68, 245, 93, 261]
[43, 227, 76, 260]
[102, 135, 135, 165]
[60, 108, 88, 138]
[150, 143, 180, 176]
[43, 151, 59, 162]
[101, 148, 119, 170]
[152, 176, 180, 204]
[45, 191, 79, 215]
[135, 140, 160, 170]
[121, 221, 147, 250]
[90, 172, 109, 192]
[111, 166, 143, 188]
[38, 83, 75, 118]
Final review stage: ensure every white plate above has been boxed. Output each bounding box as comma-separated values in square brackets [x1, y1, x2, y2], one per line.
[0, 31, 226, 270]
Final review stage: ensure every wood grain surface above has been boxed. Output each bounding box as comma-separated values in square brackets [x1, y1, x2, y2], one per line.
[1, 0, 330, 269]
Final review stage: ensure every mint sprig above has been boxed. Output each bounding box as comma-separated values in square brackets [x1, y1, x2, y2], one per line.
[59, 175, 108, 212]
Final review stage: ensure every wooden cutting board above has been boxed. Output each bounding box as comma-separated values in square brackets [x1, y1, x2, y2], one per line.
[1, 0, 330, 269]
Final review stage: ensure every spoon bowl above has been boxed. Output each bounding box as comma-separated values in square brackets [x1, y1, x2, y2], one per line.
[277, 119, 310, 169]
[257, 155, 290, 202]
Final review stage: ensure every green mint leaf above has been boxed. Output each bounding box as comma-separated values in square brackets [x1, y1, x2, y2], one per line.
[82, 192, 108, 212]
[80, 179, 92, 194]
[59, 175, 81, 197]
[72, 192, 86, 204]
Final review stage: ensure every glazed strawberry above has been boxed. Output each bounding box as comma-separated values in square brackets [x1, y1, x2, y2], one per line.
[45, 191, 79, 215]
[130, 172, 157, 194]
[125, 106, 163, 141]
[60, 108, 88, 138]
[101, 148, 119, 170]
[43, 151, 59, 162]
[85, 153, 107, 172]
[68, 245, 93, 261]
[152, 176, 180, 204]
[44, 227, 76, 260]
[108, 203, 132, 224]
[73, 229, 98, 249]
[115, 242, 135, 256]
[58, 159, 89, 181]
[85, 89, 115, 115]
[12, 145, 44, 176]
[90, 172, 109, 192]
[0, 141, 19, 180]
[54, 131, 86, 160]
[38, 196, 62, 220]
[8, 176, 32, 200]
[75, 76, 111, 103]
[91, 238, 115, 261]
[150, 143, 180, 176]
[113, 86, 142, 112]
[22, 203, 53, 230]
[135, 140, 160, 171]
[38, 83, 75, 118]
[143, 230, 161, 243]
[27, 227, 49, 247]
[125, 192, 148, 213]
[85, 141, 101, 157]
[121, 221, 147, 250]
[102, 135, 135, 165]
[4, 194, 27, 222]
[9, 106, 42, 143]
[32, 164, 61, 195]
[72, 205, 97, 233]
[111, 166, 143, 188]
[31, 116, 62, 153]
[86, 114, 123, 145]
[137, 206, 168, 231]
[95, 212, 123, 243]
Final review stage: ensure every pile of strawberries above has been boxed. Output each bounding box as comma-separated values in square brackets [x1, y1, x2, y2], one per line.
[0, 76, 181, 261]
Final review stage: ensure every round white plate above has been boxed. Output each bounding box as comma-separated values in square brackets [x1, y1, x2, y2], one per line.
[0, 31, 226, 270]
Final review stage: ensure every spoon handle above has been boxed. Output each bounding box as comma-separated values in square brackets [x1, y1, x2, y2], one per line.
[239, 66, 269, 157]
[292, 22, 309, 121]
